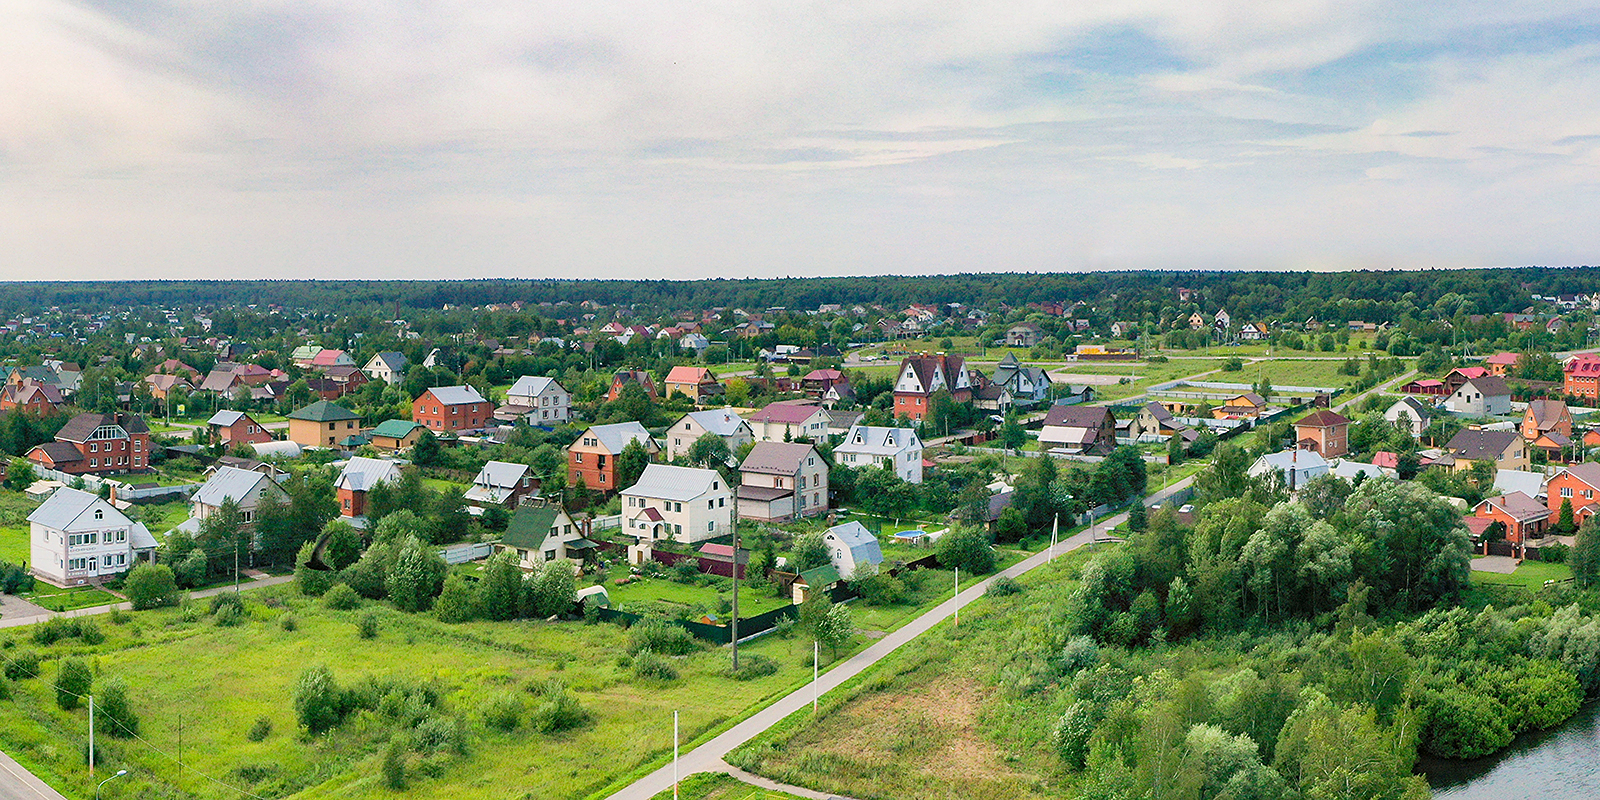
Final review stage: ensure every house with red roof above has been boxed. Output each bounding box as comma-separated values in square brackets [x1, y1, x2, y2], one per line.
[1294, 409, 1350, 458]
[1400, 378, 1446, 396]
[309, 349, 355, 369]
[1444, 367, 1490, 396]
[1484, 352, 1520, 377]
[663, 366, 722, 405]
[1565, 355, 1600, 400]
[1472, 492, 1550, 557]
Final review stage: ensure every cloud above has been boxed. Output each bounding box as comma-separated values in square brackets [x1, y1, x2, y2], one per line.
[1, 1, 1599, 279]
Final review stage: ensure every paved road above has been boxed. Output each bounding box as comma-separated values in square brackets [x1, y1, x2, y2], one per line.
[0, 750, 65, 800]
[0, 575, 292, 630]
[607, 477, 1194, 800]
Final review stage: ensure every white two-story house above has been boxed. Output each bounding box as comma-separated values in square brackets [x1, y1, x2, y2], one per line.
[665, 408, 754, 462]
[170, 465, 289, 538]
[737, 441, 829, 523]
[832, 424, 925, 484]
[621, 464, 734, 544]
[502, 376, 572, 425]
[29, 487, 157, 587]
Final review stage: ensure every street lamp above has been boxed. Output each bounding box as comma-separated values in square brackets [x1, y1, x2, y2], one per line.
[97, 769, 128, 799]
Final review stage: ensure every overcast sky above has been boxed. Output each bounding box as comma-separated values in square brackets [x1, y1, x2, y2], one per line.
[5, 1, 1600, 281]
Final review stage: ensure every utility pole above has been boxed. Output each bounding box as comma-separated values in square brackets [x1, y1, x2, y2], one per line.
[730, 519, 739, 672]
[672, 710, 679, 800]
[813, 640, 819, 712]
[88, 694, 95, 778]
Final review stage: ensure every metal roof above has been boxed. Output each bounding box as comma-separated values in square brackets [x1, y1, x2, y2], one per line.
[207, 410, 247, 427]
[192, 466, 283, 508]
[622, 464, 724, 501]
[507, 376, 561, 398]
[682, 408, 749, 437]
[582, 421, 655, 454]
[741, 441, 816, 475]
[27, 487, 133, 532]
[336, 457, 402, 492]
[424, 385, 487, 406]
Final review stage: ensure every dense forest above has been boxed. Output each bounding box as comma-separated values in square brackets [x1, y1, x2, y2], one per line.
[3, 266, 1596, 320]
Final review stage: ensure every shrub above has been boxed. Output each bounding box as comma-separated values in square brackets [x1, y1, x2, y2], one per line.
[382, 737, 407, 790]
[1057, 636, 1100, 675]
[527, 681, 590, 733]
[4, 651, 40, 681]
[1542, 543, 1570, 564]
[771, 617, 797, 639]
[77, 622, 105, 645]
[247, 716, 272, 742]
[0, 676, 11, 701]
[358, 612, 379, 639]
[630, 650, 679, 682]
[727, 653, 779, 681]
[434, 574, 477, 623]
[627, 618, 697, 656]
[937, 527, 997, 575]
[123, 564, 179, 610]
[280, 613, 298, 632]
[988, 576, 1023, 596]
[56, 658, 91, 710]
[96, 678, 140, 738]
[214, 604, 244, 627]
[210, 592, 245, 616]
[412, 715, 466, 755]
[323, 583, 360, 610]
[481, 692, 524, 732]
[294, 541, 335, 597]
[293, 666, 342, 734]
[108, 609, 129, 625]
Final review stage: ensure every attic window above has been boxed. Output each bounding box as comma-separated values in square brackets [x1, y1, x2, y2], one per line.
[94, 509, 104, 520]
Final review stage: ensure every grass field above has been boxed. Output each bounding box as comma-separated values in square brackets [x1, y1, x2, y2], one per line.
[649, 772, 806, 799]
[727, 548, 1098, 800]
[0, 525, 27, 565]
[1471, 558, 1573, 589]
[0, 585, 889, 800]
[22, 584, 120, 612]
[604, 575, 791, 618]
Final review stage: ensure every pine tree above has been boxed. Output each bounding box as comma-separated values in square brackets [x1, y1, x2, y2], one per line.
[1128, 501, 1148, 532]
[1557, 498, 1577, 534]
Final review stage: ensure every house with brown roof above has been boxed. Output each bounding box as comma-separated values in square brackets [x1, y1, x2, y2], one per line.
[140, 373, 192, 401]
[1294, 410, 1350, 458]
[0, 381, 63, 414]
[1523, 399, 1573, 441]
[1039, 405, 1116, 455]
[1544, 462, 1600, 524]
[738, 442, 828, 522]
[26, 413, 151, 475]
[1441, 428, 1528, 473]
[801, 369, 851, 402]
[1215, 393, 1268, 419]
[748, 400, 830, 442]
[151, 359, 201, 381]
[892, 354, 971, 421]
[663, 366, 723, 405]
[1472, 492, 1550, 557]
[606, 370, 657, 402]
[206, 410, 273, 447]
[1444, 366, 1491, 396]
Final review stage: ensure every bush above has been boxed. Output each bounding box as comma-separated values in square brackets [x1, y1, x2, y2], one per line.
[214, 604, 244, 627]
[727, 653, 779, 681]
[1542, 543, 1570, 564]
[77, 622, 105, 645]
[526, 680, 590, 733]
[294, 541, 335, 597]
[324, 583, 360, 611]
[988, 576, 1023, 596]
[33, 618, 102, 646]
[481, 691, 524, 732]
[382, 738, 407, 790]
[358, 612, 379, 639]
[0, 676, 11, 701]
[247, 716, 272, 742]
[56, 658, 91, 711]
[210, 592, 245, 616]
[937, 527, 997, 575]
[627, 618, 697, 656]
[96, 678, 140, 738]
[412, 715, 466, 755]
[1057, 636, 1100, 675]
[293, 665, 343, 734]
[434, 574, 477, 623]
[124, 564, 179, 610]
[631, 650, 679, 682]
[280, 613, 298, 631]
[4, 651, 40, 681]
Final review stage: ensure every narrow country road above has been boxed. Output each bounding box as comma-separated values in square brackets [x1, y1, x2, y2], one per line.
[0, 576, 293, 631]
[0, 750, 64, 800]
[605, 477, 1196, 800]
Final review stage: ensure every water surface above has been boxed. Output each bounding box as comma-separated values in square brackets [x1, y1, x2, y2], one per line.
[1425, 701, 1600, 798]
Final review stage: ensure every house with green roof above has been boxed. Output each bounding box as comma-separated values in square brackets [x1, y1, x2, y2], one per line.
[792, 563, 841, 604]
[370, 419, 425, 452]
[286, 400, 360, 448]
[493, 502, 592, 571]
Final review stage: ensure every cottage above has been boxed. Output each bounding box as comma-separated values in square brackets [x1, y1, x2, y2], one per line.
[207, 409, 273, 447]
[286, 400, 360, 448]
[171, 466, 288, 537]
[663, 366, 723, 405]
[747, 400, 830, 442]
[1294, 410, 1350, 459]
[1544, 462, 1600, 523]
[1038, 405, 1116, 455]
[605, 370, 657, 402]
[1441, 428, 1528, 473]
[335, 457, 402, 526]
[822, 521, 884, 580]
[621, 464, 734, 544]
[413, 385, 491, 433]
[832, 425, 925, 483]
[1215, 393, 1268, 419]
[567, 422, 659, 493]
[26, 412, 151, 475]
[1006, 323, 1044, 348]
[1383, 397, 1434, 439]
[362, 351, 408, 385]
[1247, 449, 1330, 491]
[738, 442, 828, 522]
[501, 376, 571, 425]
[1444, 376, 1511, 416]
[1130, 402, 1179, 440]
[1444, 367, 1491, 396]
[990, 353, 1052, 406]
[1565, 355, 1600, 399]
[1522, 399, 1573, 441]
[893, 354, 971, 421]
[368, 419, 425, 452]
[1472, 492, 1550, 557]
[29, 487, 157, 587]
[493, 502, 587, 570]
[464, 461, 536, 510]
[665, 408, 753, 462]
[1484, 352, 1520, 377]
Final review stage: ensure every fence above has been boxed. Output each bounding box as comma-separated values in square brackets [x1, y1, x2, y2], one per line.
[438, 542, 493, 564]
[593, 603, 799, 645]
[31, 466, 200, 502]
[591, 514, 623, 531]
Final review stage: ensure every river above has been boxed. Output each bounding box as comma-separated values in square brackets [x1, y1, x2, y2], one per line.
[1425, 701, 1600, 798]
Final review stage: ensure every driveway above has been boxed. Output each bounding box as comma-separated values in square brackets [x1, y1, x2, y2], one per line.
[1470, 555, 1519, 574]
[0, 594, 51, 622]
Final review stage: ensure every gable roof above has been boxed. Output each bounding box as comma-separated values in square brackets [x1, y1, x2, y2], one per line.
[1444, 428, 1520, 461]
[1459, 376, 1510, 398]
[1479, 492, 1550, 522]
[192, 466, 283, 508]
[30, 441, 83, 463]
[682, 408, 749, 437]
[422, 385, 487, 406]
[1527, 399, 1569, 430]
[507, 375, 561, 397]
[1296, 409, 1350, 428]
[371, 419, 422, 439]
[836, 425, 921, 456]
[1485, 352, 1520, 366]
[1143, 402, 1175, 424]
[27, 487, 132, 531]
[1554, 462, 1600, 492]
[580, 421, 655, 454]
[500, 504, 564, 550]
[749, 401, 824, 425]
[1042, 405, 1114, 428]
[474, 460, 530, 490]
[207, 409, 251, 427]
[824, 521, 883, 568]
[56, 412, 148, 442]
[1388, 396, 1434, 419]
[798, 563, 840, 588]
[335, 457, 401, 492]
[741, 441, 816, 475]
[664, 366, 716, 384]
[288, 400, 359, 422]
[366, 351, 407, 371]
[622, 464, 725, 501]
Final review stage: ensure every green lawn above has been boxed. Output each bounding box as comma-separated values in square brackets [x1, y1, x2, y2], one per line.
[23, 584, 119, 612]
[649, 772, 807, 800]
[422, 477, 468, 495]
[1471, 558, 1573, 589]
[605, 575, 791, 618]
[0, 525, 28, 565]
[128, 500, 194, 538]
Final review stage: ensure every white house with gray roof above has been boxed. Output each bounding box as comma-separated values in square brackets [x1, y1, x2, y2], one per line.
[832, 424, 924, 483]
[621, 464, 733, 544]
[822, 521, 884, 580]
[666, 408, 754, 462]
[172, 465, 288, 537]
[502, 376, 571, 424]
[464, 460, 535, 510]
[363, 351, 408, 385]
[29, 487, 157, 586]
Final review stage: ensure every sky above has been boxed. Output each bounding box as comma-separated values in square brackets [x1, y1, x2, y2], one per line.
[5, 1, 1600, 281]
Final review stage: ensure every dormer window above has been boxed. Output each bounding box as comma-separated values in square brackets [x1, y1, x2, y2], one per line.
[94, 509, 103, 520]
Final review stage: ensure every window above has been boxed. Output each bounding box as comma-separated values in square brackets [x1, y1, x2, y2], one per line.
[90, 458, 98, 468]
[94, 509, 103, 520]
[719, 497, 726, 507]
[544, 549, 556, 561]
[574, 453, 584, 464]
[1564, 487, 1575, 498]
[707, 521, 715, 532]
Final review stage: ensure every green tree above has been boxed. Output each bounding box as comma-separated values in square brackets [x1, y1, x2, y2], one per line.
[253, 489, 299, 566]
[791, 532, 830, 572]
[411, 428, 441, 467]
[617, 438, 650, 490]
[435, 574, 477, 623]
[526, 560, 577, 618]
[56, 658, 91, 710]
[293, 665, 342, 734]
[1572, 517, 1600, 587]
[1556, 498, 1577, 534]
[816, 602, 855, 658]
[4, 458, 36, 492]
[999, 415, 1027, 451]
[123, 563, 179, 610]
[478, 552, 524, 620]
[385, 535, 447, 612]
[321, 520, 363, 572]
[96, 677, 140, 738]
[937, 526, 996, 575]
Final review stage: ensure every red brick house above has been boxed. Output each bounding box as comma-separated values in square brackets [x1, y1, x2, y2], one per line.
[412, 385, 492, 432]
[1523, 399, 1573, 441]
[1566, 355, 1600, 400]
[1545, 462, 1600, 524]
[0, 381, 63, 414]
[1294, 409, 1350, 459]
[892, 355, 971, 422]
[567, 421, 659, 493]
[606, 370, 658, 402]
[26, 412, 151, 475]
[206, 409, 274, 446]
[1472, 492, 1550, 557]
